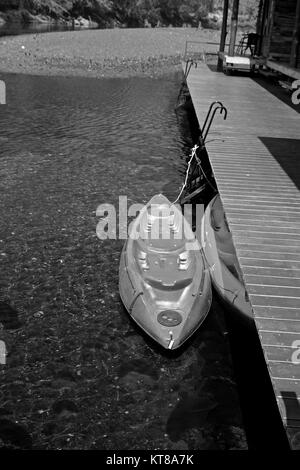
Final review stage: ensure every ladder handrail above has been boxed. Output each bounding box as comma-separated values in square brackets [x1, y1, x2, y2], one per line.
[184, 59, 197, 80]
[202, 101, 224, 138]
[202, 104, 227, 142]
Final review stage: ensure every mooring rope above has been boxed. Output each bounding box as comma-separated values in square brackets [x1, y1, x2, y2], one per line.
[172, 144, 199, 204]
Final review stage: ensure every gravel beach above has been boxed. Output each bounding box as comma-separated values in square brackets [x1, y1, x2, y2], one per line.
[0, 27, 221, 78]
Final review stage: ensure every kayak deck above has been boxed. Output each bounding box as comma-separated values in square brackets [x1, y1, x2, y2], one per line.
[119, 194, 212, 350]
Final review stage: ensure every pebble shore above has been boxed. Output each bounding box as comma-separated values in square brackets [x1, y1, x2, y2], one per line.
[0, 27, 220, 78]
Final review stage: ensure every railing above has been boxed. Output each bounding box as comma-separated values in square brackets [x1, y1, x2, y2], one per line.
[184, 40, 231, 62]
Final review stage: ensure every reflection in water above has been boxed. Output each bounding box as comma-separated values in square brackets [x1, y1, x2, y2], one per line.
[0, 22, 96, 37]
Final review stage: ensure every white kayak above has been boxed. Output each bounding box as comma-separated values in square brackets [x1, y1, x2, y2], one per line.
[201, 194, 253, 320]
[119, 194, 212, 350]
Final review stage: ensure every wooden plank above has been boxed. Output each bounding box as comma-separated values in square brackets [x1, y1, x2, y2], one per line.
[235, 241, 300, 252]
[245, 275, 300, 288]
[239, 259, 300, 270]
[218, 176, 300, 185]
[224, 199, 299, 210]
[273, 378, 300, 393]
[218, 187, 299, 197]
[229, 213, 300, 224]
[255, 305, 300, 320]
[229, 218, 300, 229]
[212, 164, 300, 173]
[214, 171, 297, 181]
[231, 227, 300, 237]
[213, 170, 298, 180]
[269, 362, 300, 380]
[222, 197, 300, 208]
[222, 202, 300, 212]
[216, 183, 298, 192]
[221, 191, 300, 202]
[248, 285, 300, 298]
[260, 331, 300, 347]
[239, 251, 300, 261]
[234, 236, 300, 247]
[256, 318, 300, 333]
[265, 345, 300, 362]
[250, 295, 300, 309]
[235, 231, 300, 241]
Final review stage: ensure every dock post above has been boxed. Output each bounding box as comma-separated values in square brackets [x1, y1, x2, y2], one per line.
[217, 0, 229, 71]
[229, 0, 240, 56]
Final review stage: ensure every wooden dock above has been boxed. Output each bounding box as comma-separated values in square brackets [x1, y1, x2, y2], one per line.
[185, 62, 300, 449]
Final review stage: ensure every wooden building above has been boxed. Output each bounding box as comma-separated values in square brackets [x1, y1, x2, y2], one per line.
[256, 0, 300, 78]
[218, 0, 300, 79]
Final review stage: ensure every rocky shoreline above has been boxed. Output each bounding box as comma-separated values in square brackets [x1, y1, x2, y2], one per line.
[0, 27, 221, 78]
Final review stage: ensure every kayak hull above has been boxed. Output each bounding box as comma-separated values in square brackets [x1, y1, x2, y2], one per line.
[201, 194, 253, 321]
[119, 194, 212, 350]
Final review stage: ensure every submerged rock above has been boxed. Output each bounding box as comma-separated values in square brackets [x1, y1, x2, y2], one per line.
[119, 371, 157, 390]
[0, 419, 32, 449]
[0, 302, 22, 330]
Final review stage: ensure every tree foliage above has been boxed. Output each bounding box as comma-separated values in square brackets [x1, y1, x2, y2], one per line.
[0, 0, 260, 28]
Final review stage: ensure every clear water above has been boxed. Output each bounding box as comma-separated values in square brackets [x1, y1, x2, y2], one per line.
[0, 72, 246, 450]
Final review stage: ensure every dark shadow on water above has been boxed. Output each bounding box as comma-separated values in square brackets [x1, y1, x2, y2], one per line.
[259, 137, 300, 190]
[222, 290, 290, 450]
[0, 301, 22, 330]
[0, 419, 32, 449]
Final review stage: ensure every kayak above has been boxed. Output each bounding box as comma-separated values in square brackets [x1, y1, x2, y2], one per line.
[201, 194, 253, 320]
[119, 194, 212, 350]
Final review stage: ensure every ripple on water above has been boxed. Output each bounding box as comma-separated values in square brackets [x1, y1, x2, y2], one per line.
[0, 71, 246, 450]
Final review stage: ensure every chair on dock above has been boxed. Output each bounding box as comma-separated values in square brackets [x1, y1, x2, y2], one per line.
[236, 33, 260, 57]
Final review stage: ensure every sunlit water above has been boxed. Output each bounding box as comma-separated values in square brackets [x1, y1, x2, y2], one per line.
[0, 72, 246, 450]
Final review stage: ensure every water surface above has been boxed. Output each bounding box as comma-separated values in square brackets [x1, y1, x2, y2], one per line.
[0, 72, 246, 450]
[0, 22, 95, 37]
